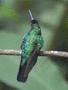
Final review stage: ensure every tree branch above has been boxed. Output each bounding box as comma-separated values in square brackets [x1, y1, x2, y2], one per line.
[0, 49, 68, 58]
[0, 49, 20, 56]
[39, 51, 68, 58]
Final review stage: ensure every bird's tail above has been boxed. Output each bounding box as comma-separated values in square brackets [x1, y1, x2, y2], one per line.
[17, 53, 38, 82]
[17, 58, 28, 82]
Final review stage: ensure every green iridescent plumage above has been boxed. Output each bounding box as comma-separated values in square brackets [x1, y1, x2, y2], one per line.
[17, 10, 44, 82]
[21, 23, 44, 64]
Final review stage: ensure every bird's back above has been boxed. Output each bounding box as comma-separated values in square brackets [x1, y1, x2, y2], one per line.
[21, 29, 38, 61]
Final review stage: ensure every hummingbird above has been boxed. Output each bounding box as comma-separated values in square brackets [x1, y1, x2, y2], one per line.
[17, 10, 44, 82]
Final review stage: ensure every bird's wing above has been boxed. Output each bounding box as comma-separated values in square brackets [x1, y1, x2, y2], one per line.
[17, 46, 40, 82]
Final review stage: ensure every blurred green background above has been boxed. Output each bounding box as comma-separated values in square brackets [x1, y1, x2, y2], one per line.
[0, 0, 68, 90]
